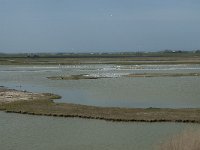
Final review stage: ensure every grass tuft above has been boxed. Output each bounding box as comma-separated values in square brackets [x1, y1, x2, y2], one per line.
[158, 129, 200, 150]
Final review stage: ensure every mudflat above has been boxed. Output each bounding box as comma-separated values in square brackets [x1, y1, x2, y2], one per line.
[0, 87, 52, 103]
[47, 73, 200, 81]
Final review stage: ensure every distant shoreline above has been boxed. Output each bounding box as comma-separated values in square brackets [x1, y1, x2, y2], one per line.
[1, 53, 200, 65]
[1, 87, 200, 123]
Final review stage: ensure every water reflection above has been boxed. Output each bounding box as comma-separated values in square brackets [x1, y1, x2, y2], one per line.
[1, 64, 200, 150]
[0, 64, 200, 108]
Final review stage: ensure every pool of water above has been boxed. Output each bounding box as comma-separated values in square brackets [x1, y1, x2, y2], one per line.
[0, 64, 200, 108]
[0, 112, 199, 150]
[1, 64, 200, 150]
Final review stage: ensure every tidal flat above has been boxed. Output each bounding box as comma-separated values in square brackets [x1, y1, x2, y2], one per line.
[47, 73, 200, 81]
[1, 55, 200, 150]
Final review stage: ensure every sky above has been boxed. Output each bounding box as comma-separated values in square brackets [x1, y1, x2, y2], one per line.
[0, 0, 200, 53]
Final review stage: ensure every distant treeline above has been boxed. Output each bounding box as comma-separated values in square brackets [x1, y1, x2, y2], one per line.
[0, 50, 200, 58]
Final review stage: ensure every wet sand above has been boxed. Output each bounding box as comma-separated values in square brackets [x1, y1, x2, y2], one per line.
[0, 87, 60, 104]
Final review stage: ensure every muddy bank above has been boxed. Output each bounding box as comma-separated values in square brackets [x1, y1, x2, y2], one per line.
[0, 87, 61, 104]
[47, 74, 110, 80]
[1, 87, 200, 123]
[47, 73, 200, 81]
[125, 73, 200, 78]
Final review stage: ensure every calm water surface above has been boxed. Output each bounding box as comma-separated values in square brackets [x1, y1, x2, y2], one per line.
[1, 64, 200, 150]
[0, 64, 200, 108]
[0, 112, 199, 150]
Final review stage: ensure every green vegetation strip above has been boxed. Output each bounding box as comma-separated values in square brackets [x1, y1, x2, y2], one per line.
[1, 87, 200, 123]
[1, 54, 200, 65]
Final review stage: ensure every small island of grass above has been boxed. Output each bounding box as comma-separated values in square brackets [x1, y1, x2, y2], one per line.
[47, 74, 110, 80]
[47, 73, 200, 81]
[125, 73, 200, 78]
[1, 87, 200, 123]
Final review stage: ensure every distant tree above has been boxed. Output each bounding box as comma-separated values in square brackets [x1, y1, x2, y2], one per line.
[176, 50, 183, 53]
[195, 50, 200, 53]
[163, 50, 173, 53]
[135, 52, 144, 56]
[33, 55, 39, 58]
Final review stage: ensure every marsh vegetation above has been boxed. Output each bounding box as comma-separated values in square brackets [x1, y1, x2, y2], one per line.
[1, 87, 200, 123]
[1, 52, 200, 65]
[1, 53, 200, 149]
[158, 129, 200, 150]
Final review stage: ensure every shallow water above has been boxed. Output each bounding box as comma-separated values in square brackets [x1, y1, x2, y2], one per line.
[1, 64, 200, 150]
[0, 112, 199, 150]
[0, 64, 200, 108]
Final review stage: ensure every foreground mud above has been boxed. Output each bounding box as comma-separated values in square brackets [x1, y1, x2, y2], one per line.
[1, 87, 200, 123]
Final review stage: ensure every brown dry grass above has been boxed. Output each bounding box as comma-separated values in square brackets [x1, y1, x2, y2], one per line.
[1, 99, 200, 123]
[158, 129, 200, 150]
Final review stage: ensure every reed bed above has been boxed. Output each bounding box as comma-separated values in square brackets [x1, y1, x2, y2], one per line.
[158, 129, 200, 150]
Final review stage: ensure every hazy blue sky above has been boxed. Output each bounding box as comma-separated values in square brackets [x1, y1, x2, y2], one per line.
[0, 0, 200, 53]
